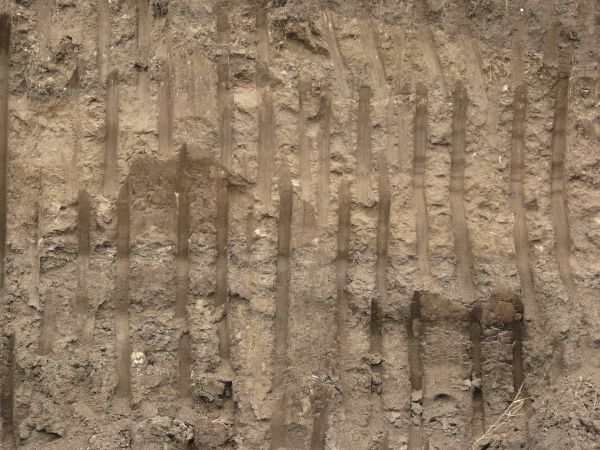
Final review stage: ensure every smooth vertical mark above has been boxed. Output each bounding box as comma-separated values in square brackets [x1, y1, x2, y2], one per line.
[321, 9, 349, 98]
[336, 180, 350, 397]
[407, 292, 424, 450]
[115, 183, 131, 405]
[385, 97, 396, 164]
[298, 73, 315, 237]
[256, 5, 274, 205]
[271, 160, 293, 450]
[103, 70, 118, 196]
[550, 49, 576, 298]
[215, 171, 233, 412]
[38, 291, 57, 356]
[469, 305, 485, 440]
[449, 81, 475, 304]
[0, 14, 8, 307]
[158, 60, 173, 157]
[414, 83, 430, 276]
[359, 16, 387, 100]
[0, 18, 12, 447]
[317, 89, 331, 228]
[175, 147, 192, 400]
[1, 333, 15, 447]
[370, 153, 390, 428]
[97, 0, 110, 82]
[512, 297, 525, 391]
[175, 179, 189, 319]
[77, 190, 91, 339]
[418, 26, 447, 97]
[66, 67, 81, 199]
[136, 0, 150, 98]
[510, 85, 540, 322]
[178, 331, 192, 399]
[356, 86, 372, 204]
[216, 6, 233, 171]
[309, 401, 331, 450]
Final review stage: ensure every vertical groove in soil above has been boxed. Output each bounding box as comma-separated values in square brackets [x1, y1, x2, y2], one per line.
[550, 48, 576, 299]
[256, 5, 274, 205]
[158, 58, 173, 157]
[271, 160, 293, 450]
[0, 25, 11, 441]
[66, 66, 80, 199]
[1, 333, 15, 447]
[175, 147, 191, 399]
[77, 189, 91, 339]
[414, 83, 430, 277]
[298, 73, 315, 238]
[103, 70, 119, 196]
[321, 9, 349, 98]
[407, 292, 423, 450]
[450, 80, 475, 305]
[115, 183, 131, 405]
[357, 86, 372, 205]
[317, 89, 331, 229]
[136, 0, 150, 98]
[510, 84, 539, 322]
[216, 6, 233, 171]
[469, 305, 485, 439]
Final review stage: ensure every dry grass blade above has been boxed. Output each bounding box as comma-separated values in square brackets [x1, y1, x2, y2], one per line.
[471, 383, 528, 449]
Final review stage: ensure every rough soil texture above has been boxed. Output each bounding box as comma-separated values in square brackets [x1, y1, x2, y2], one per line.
[0, 0, 599, 449]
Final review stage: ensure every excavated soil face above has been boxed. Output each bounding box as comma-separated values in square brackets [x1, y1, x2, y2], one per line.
[0, 0, 599, 449]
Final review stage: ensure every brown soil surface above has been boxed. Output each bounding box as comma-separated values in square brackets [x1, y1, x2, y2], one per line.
[0, 1, 599, 449]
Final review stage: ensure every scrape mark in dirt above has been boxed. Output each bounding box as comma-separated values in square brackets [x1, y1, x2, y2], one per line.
[336, 180, 350, 403]
[317, 89, 331, 229]
[103, 70, 119, 196]
[177, 331, 192, 399]
[512, 297, 525, 391]
[97, 0, 110, 83]
[450, 80, 475, 305]
[256, 5, 274, 205]
[418, 26, 447, 97]
[175, 147, 191, 400]
[1, 333, 15, 447]
[66, 66, 81, 199]
[359, 16, 387, 100]
[136, 0, 150, 98]
[407, 292, 423, 450]
[175, 148, 190, 320]
[550, 48, 576, 300]
[469, 305, 484, 439]
[321, 9, 349, 98]
[38, 290, 56, 356]
[216, 6, 234, 171]
[298, 73, 316, 238]
[356, 86, 372, 205]
[0, 13, 9, 316]
[158, 46, 173, 157]
[414, 83, 430, 277]
[510, 84, 539, 323]
[115, 183, 131, 406]
[77, 190, 91, 340]
[309, 400, 331, 450]
[215, 171, 234, 412]
[271, 160, 293, 450]
[369, 153, 390, 436]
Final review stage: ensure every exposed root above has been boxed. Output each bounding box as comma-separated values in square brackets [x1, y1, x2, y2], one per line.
[471, 383, 528, 449]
